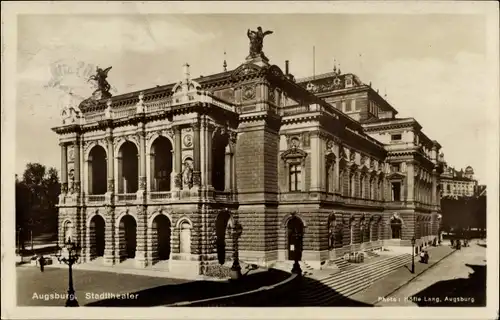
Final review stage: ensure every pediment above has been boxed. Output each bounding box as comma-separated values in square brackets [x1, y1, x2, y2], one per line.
[231, 63, 264, 79]
[281, 147, 307, 160]
[387, 172, 406, 179]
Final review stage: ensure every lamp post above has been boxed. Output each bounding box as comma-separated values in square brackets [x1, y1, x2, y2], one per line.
[55, 239, 81, 307]
[230, 223, 243, 280]
[411, 236, 416, 274]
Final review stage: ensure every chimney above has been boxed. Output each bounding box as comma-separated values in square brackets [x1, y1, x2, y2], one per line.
[285, 60, 289, 75]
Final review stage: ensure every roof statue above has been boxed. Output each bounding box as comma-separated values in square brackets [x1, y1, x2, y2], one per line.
[88, 66, 113, 100]
[247, 27, 273, 61]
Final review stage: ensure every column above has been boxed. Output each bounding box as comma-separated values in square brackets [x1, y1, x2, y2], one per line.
[193, 121, 201, 187]
[406, 161, 414, 202]
[206, 124, 214, 188]
[174, 126, 182, 189]
[60, 143, 68, 193]
[106, 131, 115, 198]
[87, 158, 93, 195]
[73, 137, 81, 194]
[224, 151, 231, 192]
[310, 132, 321, 191]
[137, 124, 146, 192]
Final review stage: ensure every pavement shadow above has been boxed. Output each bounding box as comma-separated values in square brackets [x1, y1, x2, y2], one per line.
[85, 268, 290, 307]
[267, 274, 373, 307]
[409, 264, 486, 307]
[477, 243, 486, 248]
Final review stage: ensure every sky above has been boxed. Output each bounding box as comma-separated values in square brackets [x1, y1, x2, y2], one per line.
[15, 13, 493, 183]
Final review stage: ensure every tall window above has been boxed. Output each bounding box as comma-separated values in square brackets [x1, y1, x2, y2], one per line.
[344, 100, 351, 112]
[349, 173, 355, 197]
[391, 182, 401, 201]
[289, 164, 301, 191]
[360, 176, 366, 198]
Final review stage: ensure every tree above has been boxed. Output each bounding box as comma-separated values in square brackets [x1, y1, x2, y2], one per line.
[16, 163, 60, 246]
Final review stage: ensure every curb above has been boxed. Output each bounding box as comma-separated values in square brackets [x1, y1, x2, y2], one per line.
[372, 247, 458, 306]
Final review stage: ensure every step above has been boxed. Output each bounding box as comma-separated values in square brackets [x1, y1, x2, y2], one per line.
[298, 256, 412, 305]
[300, 258, 410, 302]
[301, 255, 411, 295]
[299, 255, 411, 300]
[300, 260, 411, 306]
[314, 254, 409, 283]
[323, 257, 412, 305]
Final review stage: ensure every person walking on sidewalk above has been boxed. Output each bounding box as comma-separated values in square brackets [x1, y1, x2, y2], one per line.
[38, 255, 45, 272]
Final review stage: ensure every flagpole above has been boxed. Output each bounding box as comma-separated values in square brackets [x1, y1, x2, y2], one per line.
[313, 46, 316, 80]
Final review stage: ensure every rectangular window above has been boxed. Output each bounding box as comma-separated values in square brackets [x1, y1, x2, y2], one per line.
[391, 182, 401, 201]
[352, 99, 359, 111]
[391, 164, 400, 172]
[289, 164, 302, 191]
[342, 100, 348, 112]
[391, 134, 402, 141]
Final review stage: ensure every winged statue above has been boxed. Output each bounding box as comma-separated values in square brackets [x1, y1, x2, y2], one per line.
[88, 66, 112, 94]
[247, 27, 273, 59]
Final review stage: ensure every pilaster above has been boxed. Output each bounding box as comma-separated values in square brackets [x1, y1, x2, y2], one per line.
[406, 161, 415, 202]
[192, 121, 201, 189]
[309, 132, 321, 191]
[60, 143, 68, 194]
[106, 128, 115, 203]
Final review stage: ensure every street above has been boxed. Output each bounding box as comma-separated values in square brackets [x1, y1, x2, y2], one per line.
[375, 242, 486, 307]
[16, 265, 290, 306]
[17, 267, 189, 306]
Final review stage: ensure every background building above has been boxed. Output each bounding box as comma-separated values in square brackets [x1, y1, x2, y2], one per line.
[52, 30, 444, 276]
[440, 165, 478, 198]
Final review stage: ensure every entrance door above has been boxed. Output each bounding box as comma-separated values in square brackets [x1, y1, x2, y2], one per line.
[287, 216, 304, 261]
[94, 216, 105, 257]
[154, 215, 171, 260]
[121, 215, 137, 259]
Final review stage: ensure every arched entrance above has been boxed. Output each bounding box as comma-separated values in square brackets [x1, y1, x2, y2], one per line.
[215, 211, 233, 265]
[118, 141, 138, 193]
[118, 215, 137, 260]
[150, 137, 173, 191]
[287, 216, 304, 261]
[89, 215, 105, 259]
[152, 214, 171, 261]
[88, 146, 107, 195]
[390, 215, 402, 239]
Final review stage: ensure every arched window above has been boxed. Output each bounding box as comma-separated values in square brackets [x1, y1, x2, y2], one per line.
[390, 216, 402, 239]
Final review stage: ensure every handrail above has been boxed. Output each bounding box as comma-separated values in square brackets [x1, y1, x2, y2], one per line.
[167, 272, 297, 307]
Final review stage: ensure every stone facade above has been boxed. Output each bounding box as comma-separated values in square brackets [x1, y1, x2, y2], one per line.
[53, 49, 445, 276]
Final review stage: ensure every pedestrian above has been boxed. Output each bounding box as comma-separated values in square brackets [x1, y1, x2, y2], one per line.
[39, 255, 45, 272]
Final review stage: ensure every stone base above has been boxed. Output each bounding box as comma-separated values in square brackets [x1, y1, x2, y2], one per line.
[245, 54, 270, 67]
[168, 260, 201, 275]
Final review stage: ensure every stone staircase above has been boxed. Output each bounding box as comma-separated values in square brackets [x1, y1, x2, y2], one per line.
[364, 250, 380, 259]
[296, 253, 412, 306]
[271, 260, 315, 276]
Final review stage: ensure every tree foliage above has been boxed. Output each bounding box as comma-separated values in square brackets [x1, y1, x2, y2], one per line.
[16, 163, 60, 245]
[440, 195, 487, 232]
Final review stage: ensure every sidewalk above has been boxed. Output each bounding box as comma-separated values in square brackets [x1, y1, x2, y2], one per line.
[348, 243, 457, 305]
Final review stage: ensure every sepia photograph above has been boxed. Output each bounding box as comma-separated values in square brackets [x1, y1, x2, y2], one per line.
[1, 2, 499, 320]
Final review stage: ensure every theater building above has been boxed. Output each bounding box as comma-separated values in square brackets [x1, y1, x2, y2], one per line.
[52, 32, 444, 276]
